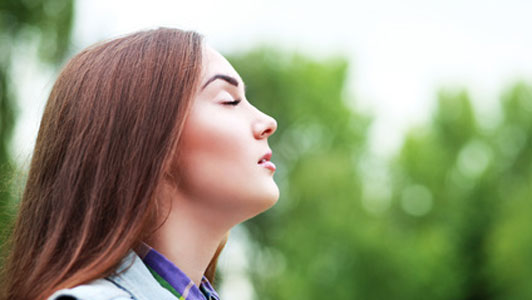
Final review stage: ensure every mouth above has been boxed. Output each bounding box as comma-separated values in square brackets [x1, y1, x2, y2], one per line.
[258, 151, 276, 172]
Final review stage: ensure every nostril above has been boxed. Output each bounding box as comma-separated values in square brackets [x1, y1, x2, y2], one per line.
[262, 128, 272, 137]
[254, 118, 276, 139]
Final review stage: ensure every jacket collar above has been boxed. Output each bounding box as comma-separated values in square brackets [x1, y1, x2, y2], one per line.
[107, 250, 178, 300]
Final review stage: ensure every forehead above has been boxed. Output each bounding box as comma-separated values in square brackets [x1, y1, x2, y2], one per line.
[201, 45, 241, 82]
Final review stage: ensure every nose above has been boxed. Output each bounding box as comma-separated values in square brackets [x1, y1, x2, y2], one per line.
[254, 110, 278, 139]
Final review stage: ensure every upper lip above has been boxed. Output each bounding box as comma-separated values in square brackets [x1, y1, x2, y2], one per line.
[258, 151, 272, 164]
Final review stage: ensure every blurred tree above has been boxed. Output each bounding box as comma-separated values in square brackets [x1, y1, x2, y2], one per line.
[483, 82, 532, 300]
[387, 84, 532, 300]
[227, 49, 372, 299]
[229, 48, 532, 300]
[0, 0, 74, 248]
[387, 89, 494, 300]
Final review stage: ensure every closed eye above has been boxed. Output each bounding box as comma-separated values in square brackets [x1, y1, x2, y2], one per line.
[223, 99, 241, 106]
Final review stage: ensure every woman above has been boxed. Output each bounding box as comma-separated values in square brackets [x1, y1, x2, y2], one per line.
[1, 27, 278, 300]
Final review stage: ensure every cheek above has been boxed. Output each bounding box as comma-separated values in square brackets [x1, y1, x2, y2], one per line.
[177, 106, 255, 208]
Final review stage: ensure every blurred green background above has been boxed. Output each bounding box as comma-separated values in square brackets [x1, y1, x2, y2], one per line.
[228, 51, 532, 300]
[2, 1, 532, 300]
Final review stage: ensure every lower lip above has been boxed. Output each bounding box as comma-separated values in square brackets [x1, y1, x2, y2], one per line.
[259, 161, 276, 172]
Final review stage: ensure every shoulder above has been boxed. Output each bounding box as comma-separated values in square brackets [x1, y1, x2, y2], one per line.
[47, 278, 133, 300]
[48, 250, 176, 300]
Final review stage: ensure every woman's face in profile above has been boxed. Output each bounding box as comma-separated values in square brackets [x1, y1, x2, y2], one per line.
[175, 46, 279, 220]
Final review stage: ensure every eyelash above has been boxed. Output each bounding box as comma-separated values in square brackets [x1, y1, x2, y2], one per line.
[223, 99, 241, 106]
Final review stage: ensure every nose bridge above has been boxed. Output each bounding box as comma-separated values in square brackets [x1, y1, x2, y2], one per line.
[250, 103, 277, 138]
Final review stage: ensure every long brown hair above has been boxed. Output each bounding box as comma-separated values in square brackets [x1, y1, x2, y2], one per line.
[1, 27, 226, 300]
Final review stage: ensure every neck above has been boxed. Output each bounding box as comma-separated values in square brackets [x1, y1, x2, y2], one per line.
[146, 183, 231, 286]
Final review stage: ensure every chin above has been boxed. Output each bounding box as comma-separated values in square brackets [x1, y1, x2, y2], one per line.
[260, 184, 280, 211]
[241, 185, 279, 220]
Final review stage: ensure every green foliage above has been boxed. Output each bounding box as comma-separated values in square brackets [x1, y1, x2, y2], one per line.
[0, 0, 74, 250]
[0, 0, 74, 64]
[229, 48, 532, 300]
[390, 84, 532, 300]
[227, 49, 373, 299]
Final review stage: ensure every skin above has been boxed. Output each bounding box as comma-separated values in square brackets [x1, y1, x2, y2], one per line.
[146, 45, 279, 287]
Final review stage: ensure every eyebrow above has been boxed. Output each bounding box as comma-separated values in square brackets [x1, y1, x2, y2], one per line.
[201, 74, 245, 91]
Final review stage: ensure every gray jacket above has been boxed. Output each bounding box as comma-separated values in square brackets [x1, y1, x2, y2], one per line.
[47, 251, 178, 300]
